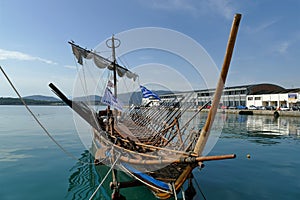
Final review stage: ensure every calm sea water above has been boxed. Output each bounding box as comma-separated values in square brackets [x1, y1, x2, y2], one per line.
[1, 106, 300, 200]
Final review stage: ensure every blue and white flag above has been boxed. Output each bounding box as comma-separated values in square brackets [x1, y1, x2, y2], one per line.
[140, 85, 161, 100]
[101, 87, 123, 111]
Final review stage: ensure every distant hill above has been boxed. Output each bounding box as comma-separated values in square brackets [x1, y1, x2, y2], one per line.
[0, 97, 64, 105]
[71, 92, 142, 105]
[10, 89, 172, 106]
[0, 89, 176, 106]
[0, 95, 63, 105]
[24, 95, 60, 102]
[72, 95, 101, 102]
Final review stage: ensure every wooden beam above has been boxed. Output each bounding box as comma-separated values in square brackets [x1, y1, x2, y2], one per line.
[194, 13, 242, 156]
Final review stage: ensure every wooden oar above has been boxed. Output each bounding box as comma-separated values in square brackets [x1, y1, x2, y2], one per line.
[194, 13, 242, 156]
[118, 153, 236, 165]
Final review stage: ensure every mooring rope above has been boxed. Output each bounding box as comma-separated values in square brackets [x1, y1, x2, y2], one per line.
[89, 152, 121, 200]
[181, 186, 186, 200]
[0, 66, 96, 165]
[172, 182, 178, 200]
[194, 178, 207, 200]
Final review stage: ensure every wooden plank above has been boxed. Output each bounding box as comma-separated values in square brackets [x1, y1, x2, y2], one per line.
[114, 122, 140, 142]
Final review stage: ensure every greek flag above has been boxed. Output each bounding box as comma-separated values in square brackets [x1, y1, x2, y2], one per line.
[101, 87, 123, 111]
[140, 85, 161, 100]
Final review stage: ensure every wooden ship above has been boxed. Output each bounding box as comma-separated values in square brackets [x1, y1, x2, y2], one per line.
[49, 14, 242, 199]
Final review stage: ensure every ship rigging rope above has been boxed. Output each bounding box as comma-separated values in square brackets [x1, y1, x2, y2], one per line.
[77, 58, 105, 103]
[194, 177, 207, 200]
[0, 66, 99, 166]
[172, 182, 178, 200]
[73, 55, 109, 108]
[89, 152, 121, 200]
[74, 60, 89, 102]
[181, 187, 186, 200]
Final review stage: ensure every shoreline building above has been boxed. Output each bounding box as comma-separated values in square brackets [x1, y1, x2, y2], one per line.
[247, 88, 300, 109]
[158, 83, 300, 109]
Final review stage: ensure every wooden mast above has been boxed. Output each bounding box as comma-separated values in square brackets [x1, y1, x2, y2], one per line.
[111, 35, 117, 98]
[110, 36, 121, 200]
[106, 35, 119, 113]
[194, 13, 242, 156]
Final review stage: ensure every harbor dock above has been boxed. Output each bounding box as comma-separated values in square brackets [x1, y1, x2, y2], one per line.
[218, 109, 300, 117]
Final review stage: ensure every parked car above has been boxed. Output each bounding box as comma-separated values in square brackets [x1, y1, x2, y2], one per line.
[280, 106, 290, 111]
[292, 106, 299, 111]
[265, 106, 275, 110]
[248, 105, 257, 110]
[205, 105, 211, 109]
[221, 105, 228, 109]
[236, 105, 248, 110]
[257, 106, 266, 110]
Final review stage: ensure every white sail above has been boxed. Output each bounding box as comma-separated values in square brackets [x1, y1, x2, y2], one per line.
[70, 41, 138, 81]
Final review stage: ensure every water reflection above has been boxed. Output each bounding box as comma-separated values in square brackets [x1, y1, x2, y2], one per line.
[222, 114, 300, 145]
[65, 113, 300, 199]
[66, 150, 156, 200]
[246, 115, 300, 136]
[66, 150, 110, 200]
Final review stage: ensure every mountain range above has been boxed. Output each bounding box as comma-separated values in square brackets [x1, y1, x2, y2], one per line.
[1, 90, 175, 105]
[24, 95, 60, 102]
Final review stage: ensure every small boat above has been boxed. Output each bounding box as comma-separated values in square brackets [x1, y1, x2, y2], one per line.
[49, 14, 242, 200]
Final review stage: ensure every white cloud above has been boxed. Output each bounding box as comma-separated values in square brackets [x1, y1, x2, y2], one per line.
[0, 48, 57, 65]
[277, 41, 289, 54]
[149, 0, 196, 12]
[143, 0, 236, 20]
[64, 65, 77, 70]
[274, 31, 300, 55]
[245, 19, 278, 34]
[206, 0, 236, 20]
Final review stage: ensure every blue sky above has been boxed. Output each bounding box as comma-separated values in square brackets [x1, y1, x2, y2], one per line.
[1, 0, 300, 97]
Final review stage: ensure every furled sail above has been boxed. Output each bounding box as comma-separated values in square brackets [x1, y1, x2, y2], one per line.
[69, 41, 138, 81]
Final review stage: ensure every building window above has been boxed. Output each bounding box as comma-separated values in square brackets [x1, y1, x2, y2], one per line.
[255, 97, 261, 100]
[248, 97, 253, 100]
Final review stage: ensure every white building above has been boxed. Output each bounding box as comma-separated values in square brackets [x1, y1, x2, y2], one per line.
[159, 83, 300, 109]
[246, 92, 299, 109]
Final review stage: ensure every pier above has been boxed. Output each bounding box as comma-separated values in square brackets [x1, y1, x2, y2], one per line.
[218, 109, 300, 117]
